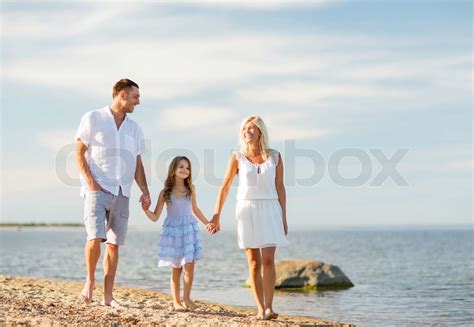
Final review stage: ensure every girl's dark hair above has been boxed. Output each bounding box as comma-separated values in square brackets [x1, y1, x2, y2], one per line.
[162, 156, 194, 203]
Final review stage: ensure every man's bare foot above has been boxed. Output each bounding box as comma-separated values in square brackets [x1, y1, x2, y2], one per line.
[182, 299, 198, 310]
[101, 299, 121, 308]
[79, 280, 94, 304]
[265, 308, 279, 320]
[173, 302, 187, 312]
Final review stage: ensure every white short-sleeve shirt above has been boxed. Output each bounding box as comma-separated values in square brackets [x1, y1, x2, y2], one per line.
[75, 106, 145, 198]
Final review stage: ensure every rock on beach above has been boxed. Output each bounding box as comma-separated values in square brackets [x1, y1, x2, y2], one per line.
[245, 260, 354, 290]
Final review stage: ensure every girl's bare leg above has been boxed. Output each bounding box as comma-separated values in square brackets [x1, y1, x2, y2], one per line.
[171, 267, 186, 311]
[246, 248, 267, 319]
[262, 246, 278, 319]
[182, 262, 198, 309]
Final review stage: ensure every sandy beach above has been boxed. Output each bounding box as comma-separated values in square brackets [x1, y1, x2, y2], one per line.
[0, 275, 354, 326]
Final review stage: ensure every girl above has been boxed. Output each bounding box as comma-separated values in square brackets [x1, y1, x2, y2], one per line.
[143, 156, 213, 311]
[209, 115, 289, 320]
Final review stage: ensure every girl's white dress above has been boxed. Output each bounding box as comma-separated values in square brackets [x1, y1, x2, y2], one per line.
[235, 149, 289, 249]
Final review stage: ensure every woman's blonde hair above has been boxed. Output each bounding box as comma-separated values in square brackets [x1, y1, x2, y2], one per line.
[162, 156, 194, 203]
[239, 115, 270, 160]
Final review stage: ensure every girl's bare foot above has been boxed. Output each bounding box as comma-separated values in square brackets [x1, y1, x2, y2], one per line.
[101, 299, 122, 308]
[182, 299, 198, 310]
[79, 280, 94, 304]
[173, 302, 187, 312]
[265, 308, 279, 320]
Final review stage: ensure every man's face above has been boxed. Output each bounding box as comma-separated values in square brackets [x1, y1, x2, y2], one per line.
[122, 86, 140, 113]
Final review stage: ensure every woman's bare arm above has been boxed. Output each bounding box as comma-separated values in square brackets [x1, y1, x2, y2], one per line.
[211, 153, 239, 231]
[275, 153, 288, 235]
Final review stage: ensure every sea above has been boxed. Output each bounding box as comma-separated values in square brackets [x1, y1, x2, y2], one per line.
[0, 226, 472, 326]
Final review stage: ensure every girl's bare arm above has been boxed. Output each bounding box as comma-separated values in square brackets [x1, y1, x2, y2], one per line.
[144, 191, 165, 222]
[191, 187, 210, 226]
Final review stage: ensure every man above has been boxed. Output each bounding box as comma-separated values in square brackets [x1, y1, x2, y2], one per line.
[75, 79, 151, 307]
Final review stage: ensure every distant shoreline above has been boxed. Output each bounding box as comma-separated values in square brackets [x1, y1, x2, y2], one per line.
[0, 223, 82, 228]
[0, 223, 471, 231]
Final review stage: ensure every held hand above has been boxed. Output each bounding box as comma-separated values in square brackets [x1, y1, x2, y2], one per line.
[210, 214, 221, 234]
[140, 194, 151, 211]
[206, 223, 217, 234]
[141, 199, 151, 212]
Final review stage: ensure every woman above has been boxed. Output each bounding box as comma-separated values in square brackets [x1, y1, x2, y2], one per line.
[209, 115, 289, 320]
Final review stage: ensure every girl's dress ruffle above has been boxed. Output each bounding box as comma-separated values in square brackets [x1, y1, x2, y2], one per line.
[158, 214, 202, 268]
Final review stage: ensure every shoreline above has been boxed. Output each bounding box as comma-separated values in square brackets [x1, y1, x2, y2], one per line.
[0, 275, 354, 326]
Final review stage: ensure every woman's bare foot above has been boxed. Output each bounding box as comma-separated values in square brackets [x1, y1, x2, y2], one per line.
[173, 302, 187, 312]
[265, 308, 279, 320]
[101, 298, 122, 308]
[79, 280, 94, 304]
[182, 299, 198, 310]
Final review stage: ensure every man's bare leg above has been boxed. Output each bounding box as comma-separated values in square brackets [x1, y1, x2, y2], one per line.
[80, 238, 101, 304]
[103, 243, 120, 307]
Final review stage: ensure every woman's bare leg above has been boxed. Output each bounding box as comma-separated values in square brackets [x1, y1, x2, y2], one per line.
[246, 248, 266, 319]
[262, 246, 278, 319]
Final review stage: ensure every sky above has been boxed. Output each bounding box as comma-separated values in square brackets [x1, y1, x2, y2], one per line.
[1, 0, 472, 228]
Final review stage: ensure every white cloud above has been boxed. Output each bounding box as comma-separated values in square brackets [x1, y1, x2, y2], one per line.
[3, 31, 468, 107]
[154, 107, 332, 141]
[234, 51, 470, 107]
[1, 167, 74, 194]
[448, 160, 474, 169]
[39, 0, 334, 9]
[271, 126, 332, 141]
[2, 5, 132, 41]
[31, 130, 81, 195]
[2, 2, 470, 108]
[156, 106, 239, 130]
[396, 144, 473, 175]
[263, 111, 334, 141]
[237, 82, 404, 104]
[3, 35, 317, 100]
[172, 0, 334, 9]
[37, 129, 77, 152]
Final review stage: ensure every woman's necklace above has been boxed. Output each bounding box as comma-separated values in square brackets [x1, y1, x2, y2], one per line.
[249, 151, 263, 174]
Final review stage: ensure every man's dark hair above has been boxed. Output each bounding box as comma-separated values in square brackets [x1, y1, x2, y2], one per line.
[112, 79, 139, 98]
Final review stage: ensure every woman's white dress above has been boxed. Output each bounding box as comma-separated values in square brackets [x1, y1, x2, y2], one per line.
[235, 149, 289, 249]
